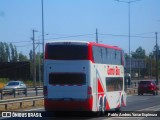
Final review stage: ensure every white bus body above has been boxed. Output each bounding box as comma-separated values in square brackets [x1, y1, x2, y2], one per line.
[44, 41, 126, 112]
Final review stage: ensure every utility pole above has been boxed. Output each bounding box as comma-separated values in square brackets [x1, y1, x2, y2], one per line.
[32, 29, 37, 87]
[96, 28, 98, 43]
[128, 2, 131, 80]
[155, 32, 159, 85]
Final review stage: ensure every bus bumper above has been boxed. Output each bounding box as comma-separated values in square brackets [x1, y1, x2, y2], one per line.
[44, 98, 93, 111]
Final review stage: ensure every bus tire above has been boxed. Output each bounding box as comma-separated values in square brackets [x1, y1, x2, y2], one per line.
[101, 100, 106, 116]
[98, 98, 105, 116]
[115, 107, 121, 112]
[115, 103, 121, 112]
[153, 91, 156, 96]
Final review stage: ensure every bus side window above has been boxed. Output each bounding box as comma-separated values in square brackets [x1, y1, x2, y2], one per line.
[92, 46, 102, 63]
[106, 77, 123, 92]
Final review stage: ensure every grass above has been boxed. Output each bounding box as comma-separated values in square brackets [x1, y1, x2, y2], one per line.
[25, 80, 43, 87]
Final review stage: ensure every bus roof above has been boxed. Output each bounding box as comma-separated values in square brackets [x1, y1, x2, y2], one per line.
[46, 40, 122, 50]
[46, 40, 89, 44]
[89, 42, 122, 50]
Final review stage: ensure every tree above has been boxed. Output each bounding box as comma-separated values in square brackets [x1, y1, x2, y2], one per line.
[0, 42, 28, 62]
[152, 45, 160, 59]
[124, 53, 130, 59]
[9, 43, 18, 62]
[19, 53, 28, 61]
[0, 42, 5, 62]
[29, 50, 33, 61]
[14, 46, 18, 61]
[4, 42, 10, 62]
[131, 47, 146, 59]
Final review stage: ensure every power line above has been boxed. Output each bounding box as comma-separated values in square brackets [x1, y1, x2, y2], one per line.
[99, 33, 155, 39]
[115, 0, 142, 4]
[134, 32, 155, 36]
[44, 33, 95, 40]
[8, 40, 32, 44]
[2, 32, 159, 47]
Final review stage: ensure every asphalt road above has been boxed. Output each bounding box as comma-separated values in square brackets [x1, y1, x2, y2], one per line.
[122, 94, 160, 111]
[1, 94, 160, 120]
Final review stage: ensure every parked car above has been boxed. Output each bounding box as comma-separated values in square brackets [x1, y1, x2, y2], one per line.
[138, 80, 159, 95]
[3, 81, 27, 95]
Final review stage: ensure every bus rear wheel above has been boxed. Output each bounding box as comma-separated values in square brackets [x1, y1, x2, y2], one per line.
[115, 107, 121, 112]
[97, 99, 105, 116]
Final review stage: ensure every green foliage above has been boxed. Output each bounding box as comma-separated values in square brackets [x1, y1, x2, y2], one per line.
[0, 78, 9, 83]
[126, 46, 160, 79]
[19, 52, 28, 61]
[124, 53, 130, 59]
[0, 42, 8, 62]
[131, 46, 146, 59]
[0, 42, 28, 62]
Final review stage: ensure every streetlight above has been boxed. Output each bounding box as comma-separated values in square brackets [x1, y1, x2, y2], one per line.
[41, 0, 45, 56]
[41, 0, 45, 85]
[115, 0, 141, 80]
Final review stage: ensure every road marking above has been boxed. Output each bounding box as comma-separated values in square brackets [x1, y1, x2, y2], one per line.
[22, 107, 44, 111]
[138, 98, 150, 101]
[137, 105, 160, 111]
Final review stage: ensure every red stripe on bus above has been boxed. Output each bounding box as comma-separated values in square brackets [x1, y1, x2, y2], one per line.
[98, 79, 104, 93]
[44, 98, 93, 111]
[89, 42, 122, 50]
[88, 43, 94, 62]
[105, 99, 110, 110]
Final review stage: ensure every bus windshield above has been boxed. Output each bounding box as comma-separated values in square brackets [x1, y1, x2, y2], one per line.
[47, 44, 88, 60]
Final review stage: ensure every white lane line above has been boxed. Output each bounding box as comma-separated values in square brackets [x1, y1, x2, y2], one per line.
[22, 107, 44, 111]
[137, 105, 160, 111]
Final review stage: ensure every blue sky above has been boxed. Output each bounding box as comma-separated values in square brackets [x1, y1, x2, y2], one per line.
[0, 0, 160, 56]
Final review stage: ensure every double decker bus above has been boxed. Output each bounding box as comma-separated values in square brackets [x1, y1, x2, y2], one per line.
[44, 41, 126, 114]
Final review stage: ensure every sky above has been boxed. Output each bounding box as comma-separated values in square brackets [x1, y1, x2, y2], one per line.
[0, 0, 160, 57]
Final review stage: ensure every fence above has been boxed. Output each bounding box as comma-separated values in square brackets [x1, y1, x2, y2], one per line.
[0, 96, 44, 111]
[0, 87, 43, 100]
